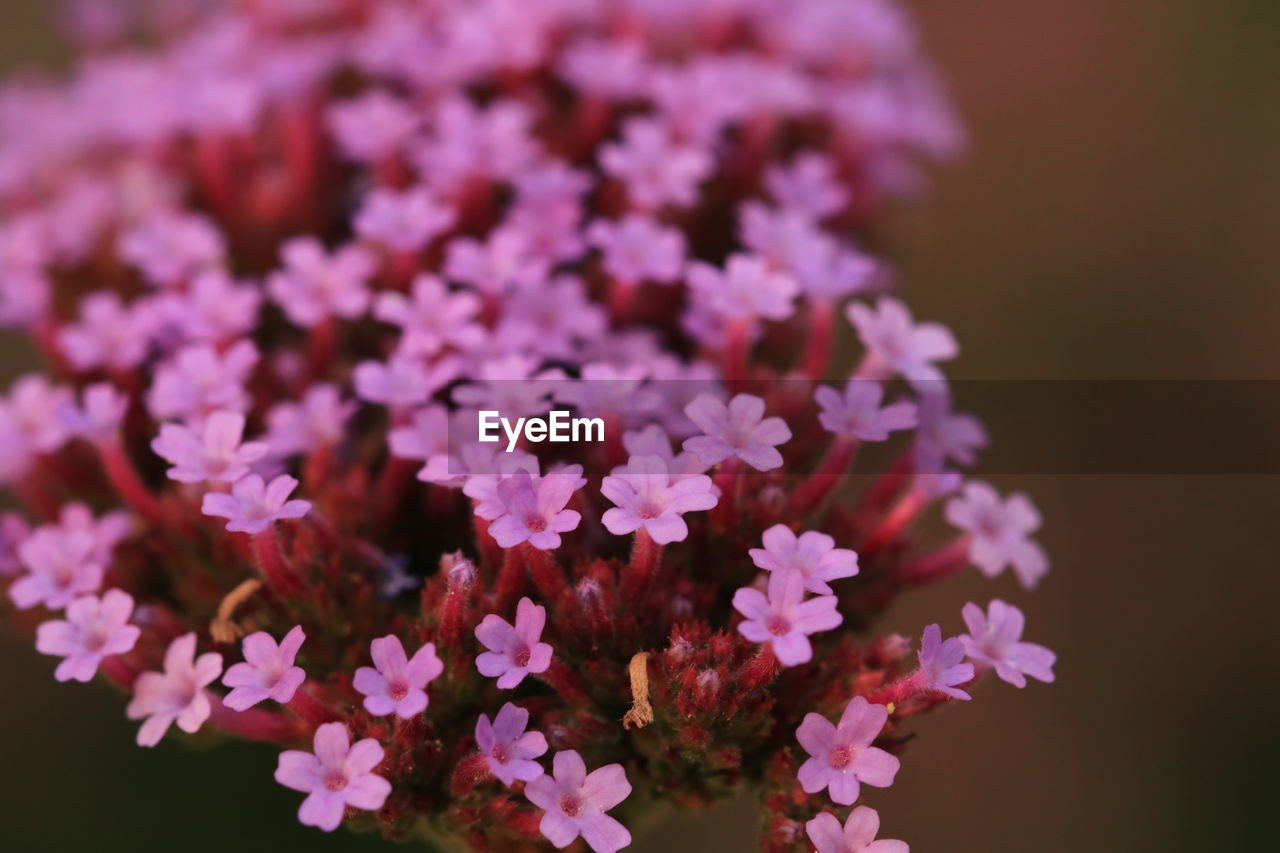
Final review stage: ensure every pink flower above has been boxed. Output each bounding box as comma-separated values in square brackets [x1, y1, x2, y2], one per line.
[914, 391, 987, 472]
[806, 807, 909, 853]
[355, 186, 455, 252]
[475, 702, 549, 786]
[847, 298, 957, 388]
[525, 750, 632, 853]
[815, 381, 918, 441]
[35, 588, 140, 682]
[353, 635, 444, 718]
[326, 90, 418, 163]
[221, 625, 307, 711]
[267, 237, 375, 328]
[201, 474, 312, 534]
[60, 382, 128, 443]
[146, 340, 259, 423]
[945, 481, 1048, 589]
[150, 410, 268, 484]
[600, 116, 711, 211]
[354, 354, 459, 410]
[960, 600, 1056, 688]
[264, 383, 356, 457]
[601, 454, 718, 544]
[57, 292, 151, 371]
[488, 470, 582, 550]
[586, 214, 686, 284]
[9, 527, 103, 610]
[475, 596, 553, 689]
[0, 511, 31, 577]
[117, 211, 224, 288]
[151, 270, 263, 345]
[732, 569, 843, 667]
[125, 633, 223, 747]
[686, 254, 798, 322]
[444, 228, 549, 296]
[749, 525, 859, 595]
[683, 393, 792, 471]
[796, 696, 900, 805]
[275, 722, 391, 832]
[374, 275, 484, 357]
[765, 151, 849, 221]
[917, 623, 975, 701]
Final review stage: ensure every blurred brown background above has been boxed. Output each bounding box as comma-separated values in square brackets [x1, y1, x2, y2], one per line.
[2, 1, 1278, 851]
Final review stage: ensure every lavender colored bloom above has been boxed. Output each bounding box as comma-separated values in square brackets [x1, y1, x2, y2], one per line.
[353, 634, 444, 719]
[267, 237, 376, 328]
[525, 750, 632, 853]
[264, 383, 355, 457]
[475, 596, 553, 689]
[960, 600, 1056, 688]
[749, 525, 859, 595]
[766, 151, 850, 221]
[733, 569, 843, 667]
[683, 393, 792, 471]
[275, 722, 391, 832]
[0, 511, 31, 577]
[326, 90, 418, 163]
[10, 528, 103, 610]
[796, 696, 900, 805]
[54, 502, 130, 566]
[154, 270, 263, 345]
[355, 186, 455, 252]
[462, 452, 543, 519]
[201, 474, 312, 534]
[125, 633, 223, 747]
[488, 470, 582, 550]
[451, 355, 563, 418]
[600, 116, 711, 211]
[57, 292, 151, 371]
[61, 382, 128, 443]
[587, 214, 686, 284]
[848, 298, 957, 388]
[806, 807, 909, 853]
[601, 454, 718, 544]
[117, 211, 224, 288]
[475, 702, 549, 786]
[222, 625, 307, 711]
[686, 254, 798, 322]
[945, 481, 1048, 589]
[619, 424, 711, 480]
[146, 340, 259, 423]
[815, 381, 918, 441]
[354, 354, 459, 410]
[35, 588, 140, 682]
[917, 623, 975, 700]
[151, 410, 268, 484]
[444, 228, 549, 296]
[374, 275, 484, 357]
[914, 390, 987, 472]
[2, 374, 74, 455]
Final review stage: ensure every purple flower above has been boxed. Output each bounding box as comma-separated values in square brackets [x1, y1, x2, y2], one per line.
[475, 596, 553, 689]
[151, 410, 268, 484]
[815, 381, 918, 441]
[10, 527, 103, 610]
[57, 292, 151, 371]
[354, 354, 459, 410]
[264, 383, 356, 457]
[683, 393, 792, 471]
[733, 569, 842, 667]
[149, 270, 263, 345]
[749, 525, 859, 595]
[686, 254, 798, 322]
[444, 228, 548, 297]
[267, 237, 376, 328]
[201, 474, 312, 534]
[960, 600, 1056, 688]
[600, 454, 718, 544]
[275, 722, 391, 832]
[355, 186, 455, 252]
[146, 340, 259, 423]
[917, 623, 975, 700]
[326, 89, 418, 163]
[35, 588, 140, 682]
[600, 116, 711, 211]
[944, 481, 1048, 589]
[61, 382, 128, 443]
[587, 214, 686, 284]
[374, 275, 484, 357]
[796, 696, 900, 805]
[847, 298, 957, 388]
[914, 391, 987, 472]
[488, 470, 581, 550]
[525, 750, 632, 853]
[353, 634, 444, 718]
[765, 151, 849, 221]
[475, 702, 549, 786]
[125, 633, 223, 747]
[806, 807, 909, 853]
[0, 511, 31, 577]
[221, 625, 307, 711]
[117, 211, 224, 288]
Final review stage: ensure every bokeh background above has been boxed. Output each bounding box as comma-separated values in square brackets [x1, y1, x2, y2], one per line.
[2, 1, 1278, 851]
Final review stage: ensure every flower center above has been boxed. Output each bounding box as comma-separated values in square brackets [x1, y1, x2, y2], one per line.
[636, 501, 662, 520]
[559, 794, 584, 818]
[828, 746, 855, 770]
[324, 771, 349, 792]
[515, 648, 532, 668]
[388, 681, 409, 702]
[765, 615, 791, 637]
[490, 744, 510, 763]
[526, 515, 547, 533]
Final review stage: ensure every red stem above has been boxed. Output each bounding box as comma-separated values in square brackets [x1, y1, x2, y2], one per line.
[252, 528, 305, 596]
[522, 543, 568, 603]
[802, 298, 836, 379]
[96, 439, 165, 524]
[620, 529, 662, 601]
[790, 434, 859, 516]
[896, 535, 973, 586]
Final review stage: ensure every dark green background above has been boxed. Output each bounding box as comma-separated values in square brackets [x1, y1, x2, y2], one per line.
[2, 1, 1278, 850]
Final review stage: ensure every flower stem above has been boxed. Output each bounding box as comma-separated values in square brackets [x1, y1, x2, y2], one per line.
[96, 439, 165, 524]
[790, 434, 859, 516]
[621, 529, 662, 601]
[252, 527, 305, 596]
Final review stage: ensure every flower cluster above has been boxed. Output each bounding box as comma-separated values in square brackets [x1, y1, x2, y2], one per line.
[0, 1, 1054, 851]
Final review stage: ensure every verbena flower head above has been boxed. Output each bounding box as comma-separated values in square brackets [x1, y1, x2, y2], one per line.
[807, 807, 909, 853]
[0, 2, 1053, 848]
